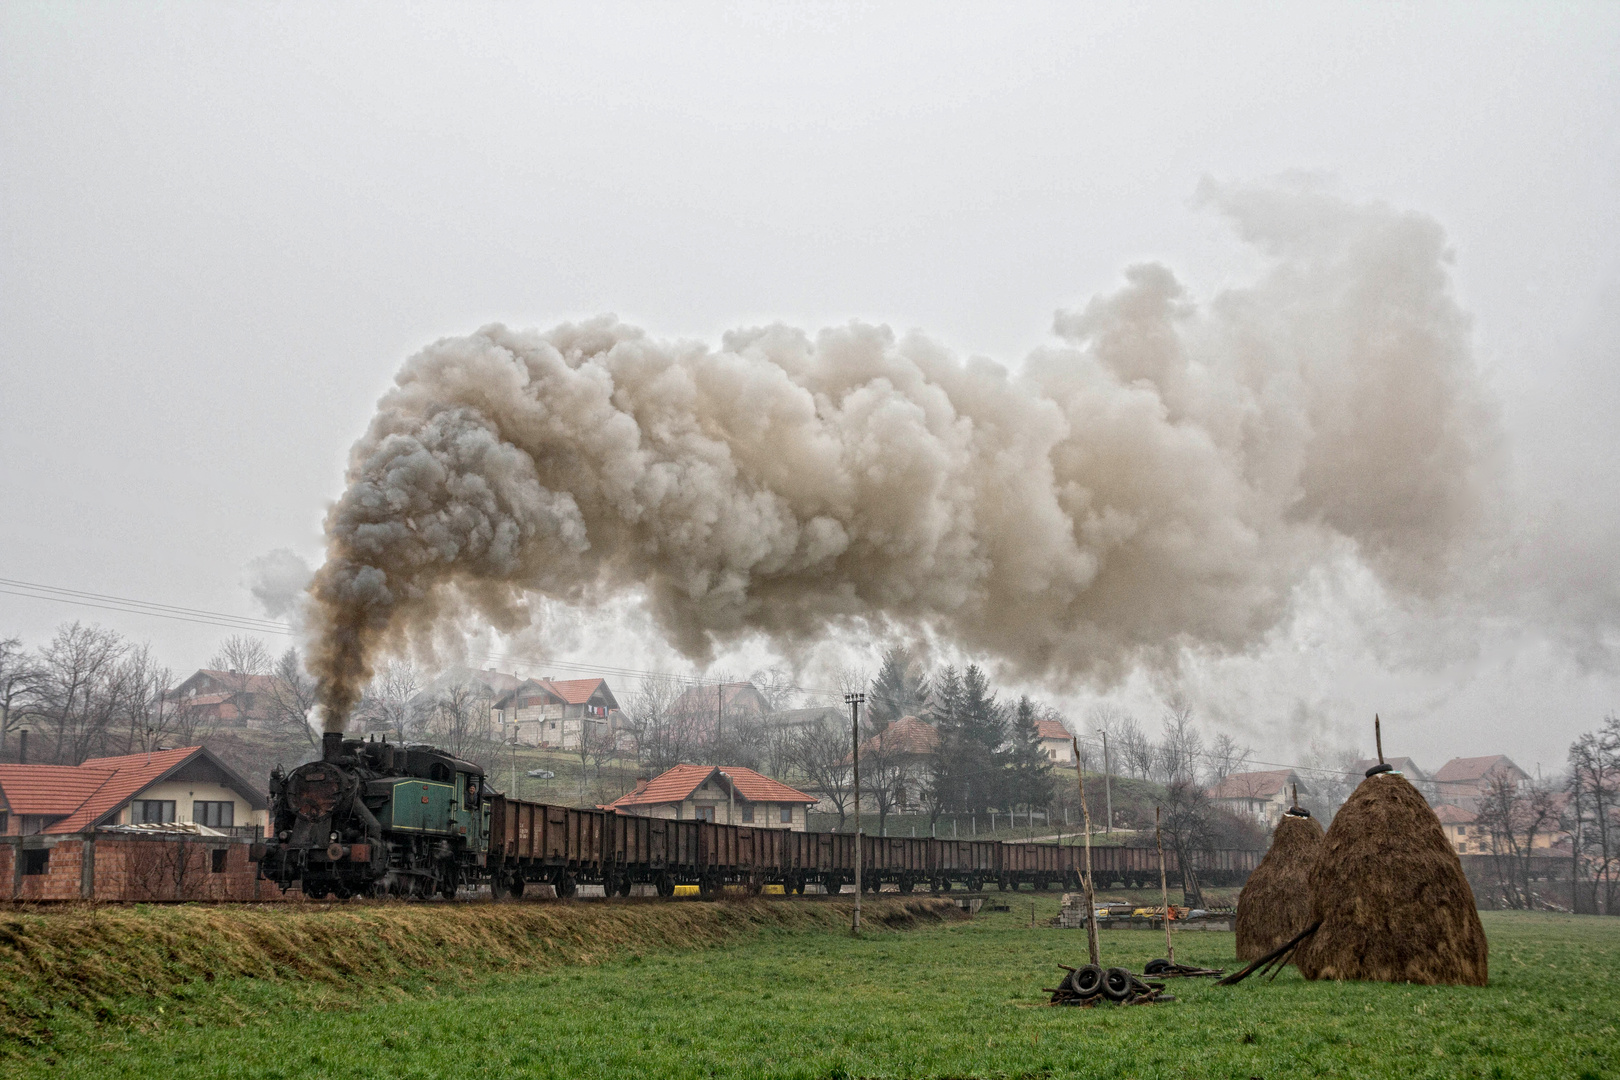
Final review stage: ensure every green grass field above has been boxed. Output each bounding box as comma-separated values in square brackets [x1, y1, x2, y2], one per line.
[7, 898, 1617, 1080]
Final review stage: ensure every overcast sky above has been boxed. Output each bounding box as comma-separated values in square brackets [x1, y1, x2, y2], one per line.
[3, 2, 1618, 773]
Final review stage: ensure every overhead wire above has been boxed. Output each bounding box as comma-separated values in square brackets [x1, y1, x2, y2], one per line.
[2, 573, 1367, 780]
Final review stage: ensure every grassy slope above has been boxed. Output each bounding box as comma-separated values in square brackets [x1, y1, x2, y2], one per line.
[7, 900, 1618, 1080]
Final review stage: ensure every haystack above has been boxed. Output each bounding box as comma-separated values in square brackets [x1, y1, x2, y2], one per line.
[1233, 808, 1323, 962]
[1294, 769, 1487, 986]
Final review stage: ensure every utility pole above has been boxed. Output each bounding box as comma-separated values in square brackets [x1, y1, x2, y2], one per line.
[1072, 738, 1101, 966]
[1102, 731, 1113, 835]
[846, 691, 865, 934]
[1156, 806, 1174, 965]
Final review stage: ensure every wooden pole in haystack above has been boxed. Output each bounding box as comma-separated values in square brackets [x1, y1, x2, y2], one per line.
[1072, 737, 1101, 966]
[1375, 714, 1384, 766]
[1156, 805, 1174, 966]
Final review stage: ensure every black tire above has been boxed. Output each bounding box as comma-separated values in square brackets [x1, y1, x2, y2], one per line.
[1069, 964, 1104, 998]
[1102, 967, 1133, 1001]
[1143, 958, 1171, 976]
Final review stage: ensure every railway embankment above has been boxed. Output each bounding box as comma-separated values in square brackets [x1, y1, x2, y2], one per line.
[0, 896, 962, 1049]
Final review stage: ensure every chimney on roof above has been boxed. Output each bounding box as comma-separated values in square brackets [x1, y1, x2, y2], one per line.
[633, 776, 649, 794]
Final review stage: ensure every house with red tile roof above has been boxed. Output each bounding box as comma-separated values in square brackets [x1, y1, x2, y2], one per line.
[603, 763, 817, 831]
[856, 716, 940, 760]
[0, 746, 266, 837]
[491, 676, 621, 750]
[1207, 769, 1312, 829]
[169, 669, 285, 729]
[1432, 755, 1529, 812]
[1036, 719, 1075, 765]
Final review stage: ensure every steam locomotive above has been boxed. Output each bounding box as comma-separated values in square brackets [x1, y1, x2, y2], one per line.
[256, 732, 491, 900]
[254, 732, 1261, 900]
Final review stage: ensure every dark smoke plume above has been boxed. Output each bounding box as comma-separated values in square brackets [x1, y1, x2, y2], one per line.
[308, 181, 1499, 731]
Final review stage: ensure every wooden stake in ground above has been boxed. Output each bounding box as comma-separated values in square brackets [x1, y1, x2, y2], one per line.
[1375, 714, 1384, 766]
[1156, 806, 1174, 966]
[1072, 737, 1101, 967]
[846, 691, 865, 935]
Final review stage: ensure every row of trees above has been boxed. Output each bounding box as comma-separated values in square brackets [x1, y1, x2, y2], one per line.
[0, 625, 319, 766]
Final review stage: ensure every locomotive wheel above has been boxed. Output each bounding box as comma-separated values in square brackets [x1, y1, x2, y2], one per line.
[510, 875, 526, 898]
[440, 879, 458, 900]
[616, 875, 633, 898]
[655, 873, 674, 898]
[368, 881, 388, 900]
[305, 883, 329, 900]
[490, 873, 509, 900]
[557, 875, 578, 899]
[898, 878, 914, 894]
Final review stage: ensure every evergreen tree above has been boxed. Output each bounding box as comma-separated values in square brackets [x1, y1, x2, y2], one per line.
[867, 646, 930, 730]
[959, 664, 1009, 810]
[1007, 695, 1056, 814]
[925, 665, 970, 813]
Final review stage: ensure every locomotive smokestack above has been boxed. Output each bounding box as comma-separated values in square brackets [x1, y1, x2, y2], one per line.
[322, 731, 344, 762]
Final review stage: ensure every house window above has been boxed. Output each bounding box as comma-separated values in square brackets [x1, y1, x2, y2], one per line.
[193, 801, 234, 828]
[694, 806, 715, 823]
[741, 805, 754, 823]
[131, 800, 176, 824]
[211, 848, 228, 873]
[22, 849, 49, 875]
[780, 806, 792, 824]
[0, 811, 7, 834]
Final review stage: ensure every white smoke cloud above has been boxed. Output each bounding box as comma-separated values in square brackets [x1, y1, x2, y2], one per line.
[307, 179, 1503, 728]
[246, 548, 314, 621]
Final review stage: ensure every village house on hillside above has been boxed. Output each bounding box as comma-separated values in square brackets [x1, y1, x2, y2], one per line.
[1036, 719, 1074, 765]
[604, 764, 817, 830]
[1207, 769, 1311, 829]
[168, 668, 282, 728]
[1432, 755, 1530, 812]
[491, 677, 622, 750]
[0, 746, 266, 837]
[668, 682, 770, 739]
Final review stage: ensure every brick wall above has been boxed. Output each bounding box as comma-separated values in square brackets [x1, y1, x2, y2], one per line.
[4, 834, 301, 902]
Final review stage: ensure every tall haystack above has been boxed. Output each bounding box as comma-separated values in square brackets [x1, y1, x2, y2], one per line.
[1233, 808, 1324, 962]
[1294, 769, 1487, 986]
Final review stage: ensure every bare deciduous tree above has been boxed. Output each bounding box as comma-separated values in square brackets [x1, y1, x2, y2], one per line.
[207, 635, 272, 679]
[1155, 699, 1204, 785]
[1115, 716, 1155, 780]
[264, 647, 320, 750]
[358, 658, 422, 741]
[1476, 771, 1560, 909]
[793, 711, 855, 832]
[1208, 732, 1253, 786]
[34, 622, 128, 764]
[625, 675, 690, 775]
[0, 637, 41, 761]
[423, 678, 497, 769]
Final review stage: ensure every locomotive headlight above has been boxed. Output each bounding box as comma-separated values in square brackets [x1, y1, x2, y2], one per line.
[330, 831, 340, 842]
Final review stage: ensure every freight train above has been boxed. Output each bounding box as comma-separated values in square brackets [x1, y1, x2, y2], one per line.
[252, 732, 1257, 900]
